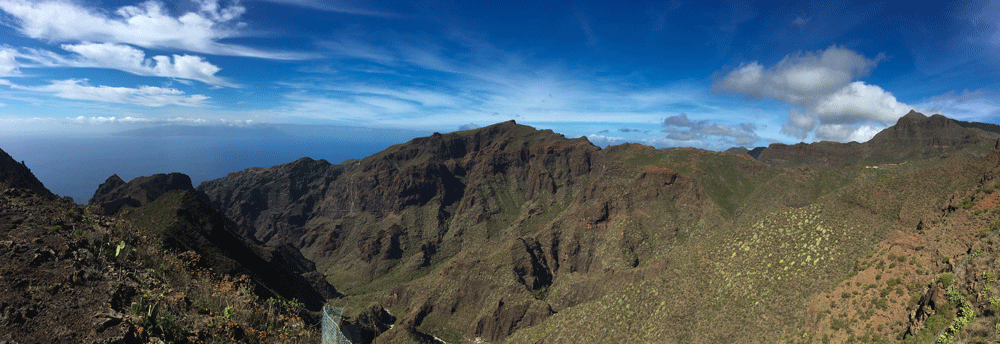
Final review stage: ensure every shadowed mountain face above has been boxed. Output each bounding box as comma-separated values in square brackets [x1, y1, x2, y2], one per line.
[0, 147, 55, 199]
[89, 172, 339, 311]
[756, 110, 999, 169]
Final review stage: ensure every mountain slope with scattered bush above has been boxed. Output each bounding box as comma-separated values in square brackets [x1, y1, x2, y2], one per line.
[196, 111, 1000, 343]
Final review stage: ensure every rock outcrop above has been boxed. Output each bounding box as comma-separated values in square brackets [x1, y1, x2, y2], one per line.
[0, 147, 55, 199]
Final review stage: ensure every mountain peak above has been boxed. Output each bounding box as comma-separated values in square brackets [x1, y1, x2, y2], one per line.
[89, 172, 193, 207]
[757, 112, 996, 169]
[0, 147, 55, 199]
[900, 109, 926, 121]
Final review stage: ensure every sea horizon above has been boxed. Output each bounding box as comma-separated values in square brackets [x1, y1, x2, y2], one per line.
[0, 133, 423, 203]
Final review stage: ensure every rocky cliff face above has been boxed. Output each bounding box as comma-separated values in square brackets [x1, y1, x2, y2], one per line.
[198, 157, 341, 245]
[0, 147, 55, 199]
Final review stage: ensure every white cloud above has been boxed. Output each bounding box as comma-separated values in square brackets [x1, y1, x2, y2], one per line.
[660, 112, 760, 146]
[0, 0, 311, 60]
[585, 133, 710, 149]
[584, 134, 627, 147]
[814, 124, 883, 142]
[65, 43, 232, 87]
[713, 45, 909, 142]
[917, 90, 1000, 121]
[8, 79, 208, 107]
[811, 81, 910, 125]
[14, 43, 235, 87]
[167, 116, 210, 124]
[0, 48, 20, 76]
[69, 115, 152, 124]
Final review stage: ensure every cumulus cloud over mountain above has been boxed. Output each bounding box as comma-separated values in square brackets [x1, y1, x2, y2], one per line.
[713, 46, 912, 142]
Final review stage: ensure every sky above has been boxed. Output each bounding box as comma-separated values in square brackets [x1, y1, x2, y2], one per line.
[0, 0, 998, 150]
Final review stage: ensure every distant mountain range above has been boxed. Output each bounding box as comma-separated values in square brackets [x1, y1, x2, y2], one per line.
[6, 110, 1000, 343]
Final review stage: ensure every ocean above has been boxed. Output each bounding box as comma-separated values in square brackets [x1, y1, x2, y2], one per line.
[0, 134, 418, 203]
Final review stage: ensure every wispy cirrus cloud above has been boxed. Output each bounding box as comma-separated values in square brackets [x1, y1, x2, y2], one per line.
[4, 79, 208, 107]
[0, 49, 19, 77]
[0, 0, 313, 60]
[258, 0, 402, 17]
[917, 90, 1000, 121]
[307, 34, 726, 129]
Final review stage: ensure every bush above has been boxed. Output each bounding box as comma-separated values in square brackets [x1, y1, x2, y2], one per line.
[939, 273, 957, 287]
[961, 196, 975, 209]
[979, 228, 992, 238]
[873, 298, 888, 310]
[830, 317, 849, 331]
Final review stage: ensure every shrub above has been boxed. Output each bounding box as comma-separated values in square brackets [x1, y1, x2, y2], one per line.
[961, 196, 975, 209]
[830, 317, 849, 331]
[909, 294, 922, 310]
[979, 228, 992, 238]
[939, 273, 957, 287]
[939, 287, 976, 343]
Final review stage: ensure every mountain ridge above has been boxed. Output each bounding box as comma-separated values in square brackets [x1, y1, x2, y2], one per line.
[199, 110, 1000, 343]
[755, 110, 999, 169]
[8, 110, 1000, 343]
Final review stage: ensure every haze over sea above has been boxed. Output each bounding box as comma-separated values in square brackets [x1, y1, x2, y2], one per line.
[0, 126, 430, 203]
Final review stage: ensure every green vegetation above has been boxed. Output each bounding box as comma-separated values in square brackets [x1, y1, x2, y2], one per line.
[961, 196, 976, 210]
[11, 115, 1000, 343]
[903, 305, 956, 344]
[938, 287, 976, 343]
[939, 273, 957, 288]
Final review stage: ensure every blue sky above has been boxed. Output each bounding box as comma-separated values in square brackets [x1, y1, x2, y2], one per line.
[0, 0, 998, 150]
